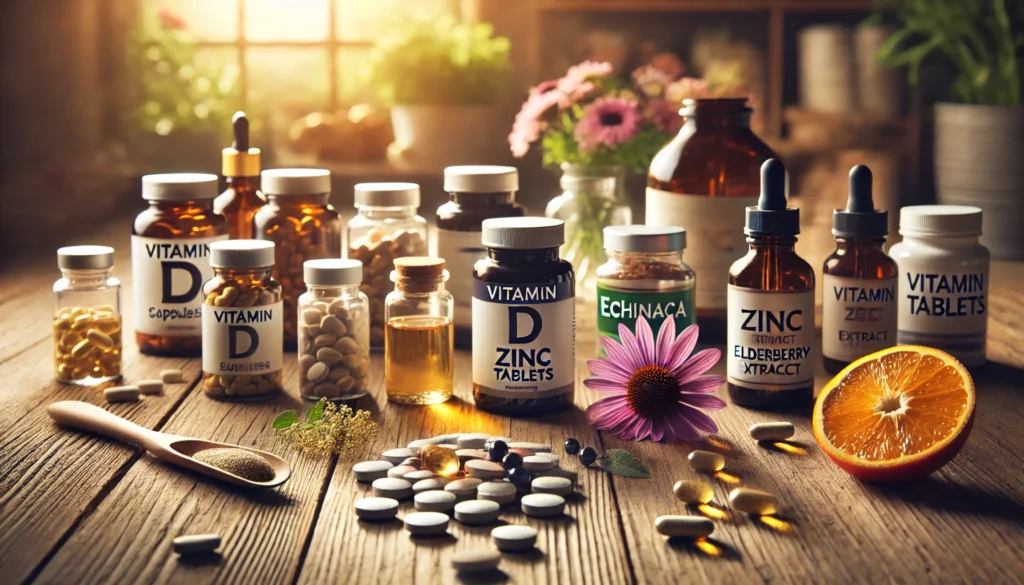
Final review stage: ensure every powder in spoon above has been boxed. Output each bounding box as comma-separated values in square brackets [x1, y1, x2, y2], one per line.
[193, 448, 275, 482]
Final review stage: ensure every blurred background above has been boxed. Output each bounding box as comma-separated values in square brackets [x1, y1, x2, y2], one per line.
[2, 0, 1021, 264]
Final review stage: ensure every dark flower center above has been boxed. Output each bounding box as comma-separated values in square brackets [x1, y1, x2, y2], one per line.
[600, 112, 624, 126]
[626, 365, 679, 419]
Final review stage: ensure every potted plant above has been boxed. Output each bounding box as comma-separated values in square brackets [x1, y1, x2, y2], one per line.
[877, 0, 1024, 259]
[367, 16, 510, 169]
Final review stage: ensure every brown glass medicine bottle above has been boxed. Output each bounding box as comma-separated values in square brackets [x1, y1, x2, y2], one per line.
[647, 98, 778, 341]
[132, 173, 228, 356]
[214, 112, 265, 239]
[435, 165, 526, 349]
[822, 165, 897, 374]
[726, 159, 815, 410]
[473, 218, 575, 416]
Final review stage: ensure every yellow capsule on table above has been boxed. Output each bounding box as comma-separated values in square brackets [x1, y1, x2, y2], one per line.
[421, 445, 461, 477]
[673, 480, 715, 505]
[688, 450, 726, 473]
[728, 487, 779, 515]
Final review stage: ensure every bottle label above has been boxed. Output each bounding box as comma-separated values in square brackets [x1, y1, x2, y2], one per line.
[822, 275, 897, 362]
[131, 235, 228, 336]
[646, 189, 756, 310]
[434, 228, 485, 329]
[202, 301, 284, 376]
[897, 266, 988, 359]
[726, 286, 815, 390]
[472, 280, 575, 399]
[595, 282, 695, 343]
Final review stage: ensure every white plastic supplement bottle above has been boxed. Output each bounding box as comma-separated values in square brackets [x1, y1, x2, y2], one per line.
[889, 205, 989, 368]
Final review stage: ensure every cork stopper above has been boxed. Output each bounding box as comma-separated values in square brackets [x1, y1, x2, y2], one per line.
[391, 257, 448, 292]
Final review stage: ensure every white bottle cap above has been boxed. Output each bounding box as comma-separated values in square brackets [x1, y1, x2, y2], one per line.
[261, 168, 331, 195]
[57, 245, 114, 270]
[304, 259, 362, 286]
[481, 217, 564, 249]
[899, 205, 983, 237]
[603, 225, 686, 252]
[444, 166, 519, 193]
[141, 173, 219, 201]
[210, 240, 275, 269]
[353, 182, 420, 208]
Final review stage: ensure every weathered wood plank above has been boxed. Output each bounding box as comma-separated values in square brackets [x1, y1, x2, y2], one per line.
[295, 351, 634, 585]
[32, 357, 335, 585]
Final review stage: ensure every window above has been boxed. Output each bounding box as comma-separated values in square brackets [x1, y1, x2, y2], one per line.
[161, 0, 458, 115]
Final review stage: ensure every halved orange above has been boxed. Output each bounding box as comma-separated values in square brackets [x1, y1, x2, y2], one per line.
[813, 345, 975, 482]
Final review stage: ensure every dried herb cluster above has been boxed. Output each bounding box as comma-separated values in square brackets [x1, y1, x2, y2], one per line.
[272, 399, 378, 458]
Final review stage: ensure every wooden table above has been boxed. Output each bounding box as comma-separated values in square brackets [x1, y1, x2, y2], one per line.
[2, 230, 1023, 585]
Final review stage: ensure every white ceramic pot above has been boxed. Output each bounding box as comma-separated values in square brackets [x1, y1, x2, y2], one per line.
[388, 105, 498, 169]
[934, 103, 1024, 260]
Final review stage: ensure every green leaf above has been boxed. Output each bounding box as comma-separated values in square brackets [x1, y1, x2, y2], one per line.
[598, 449, 651, 479]
[272, 410, 299, 430]
[306, 399, 327, 423]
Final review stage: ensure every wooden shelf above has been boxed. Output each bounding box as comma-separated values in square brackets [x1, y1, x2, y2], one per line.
[538, 0, 872, 13]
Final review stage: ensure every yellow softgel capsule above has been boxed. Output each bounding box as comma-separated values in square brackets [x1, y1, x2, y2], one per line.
[673, 480, 714, 505]
[420, 445, 461, 476]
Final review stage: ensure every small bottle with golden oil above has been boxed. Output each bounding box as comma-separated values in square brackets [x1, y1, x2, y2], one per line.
[384, 257, 454, 405]
[214, 112, 265, 239]
[53, 246, 123, 384]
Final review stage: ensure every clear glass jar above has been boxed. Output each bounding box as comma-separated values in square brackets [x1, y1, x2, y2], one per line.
[384, 257, 453, 405]
[255, 169, 341, 348]
[545, 164, 632, 302]
[348, 183, 428, 349]
[297, 259, 371, 401]
[53, 246, 122, 385]
[133, 173, 228, 357]
[595, 226, 695, 356]
[201, 240, 284, 401]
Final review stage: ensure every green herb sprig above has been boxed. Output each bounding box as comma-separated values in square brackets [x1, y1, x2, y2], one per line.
[272, 399, 378, 458]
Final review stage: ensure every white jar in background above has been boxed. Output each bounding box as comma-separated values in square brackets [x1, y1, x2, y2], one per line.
[889, 205, 989, 367]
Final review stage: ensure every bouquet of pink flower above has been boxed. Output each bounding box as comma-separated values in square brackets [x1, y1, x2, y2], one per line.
[509, 61, 709, 172]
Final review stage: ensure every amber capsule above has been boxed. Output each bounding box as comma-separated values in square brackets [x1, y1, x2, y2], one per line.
[421, 445, 461, 476]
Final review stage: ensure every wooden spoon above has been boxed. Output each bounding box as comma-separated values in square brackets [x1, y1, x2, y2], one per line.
[48, 400, 291, 488]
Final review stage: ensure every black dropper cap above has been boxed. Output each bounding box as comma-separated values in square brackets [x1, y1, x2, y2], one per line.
[833, 165, 887, 238]
[745, 159, 800, 236]
[231, 111, 249, 150]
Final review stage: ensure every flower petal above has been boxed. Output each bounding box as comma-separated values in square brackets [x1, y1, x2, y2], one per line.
[601, 335, 641, 371]
[661, 411, 702, 442]
[671, 347, 721, 384]
[654, 316, 677, 368]
[617, 322, 648, 368]
[586, 395, 629, 419]
[650, 418, 665, 442]
[586, 359, 632, 384]
[665, 324, 700, 372]
[679, 393, 727, 411]
[634, 316, 656, 365]
[583, 376, 628, 393]
[677, 403, 720, 433]
[678, 374, 726, 394]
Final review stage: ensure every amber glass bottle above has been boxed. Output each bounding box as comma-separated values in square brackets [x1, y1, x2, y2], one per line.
[132, 173, 228, 356]
[214, 112, 265, 239]
[647, 98, 778, 341]
[727, 160, 815, 410]
[254, 169, 341, 348]
[822, 165, 897, 373]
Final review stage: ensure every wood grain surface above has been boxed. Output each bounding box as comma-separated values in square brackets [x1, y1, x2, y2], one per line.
[1, 234, 1022, 585]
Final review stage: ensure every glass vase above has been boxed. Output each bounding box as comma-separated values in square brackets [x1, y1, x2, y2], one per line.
[545, 163, 632, 303]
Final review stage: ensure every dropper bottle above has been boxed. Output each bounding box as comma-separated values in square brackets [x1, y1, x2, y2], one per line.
[821, 165, 898, 373]
[214, 112, 266, 239]
[726, 159, 815, 410]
